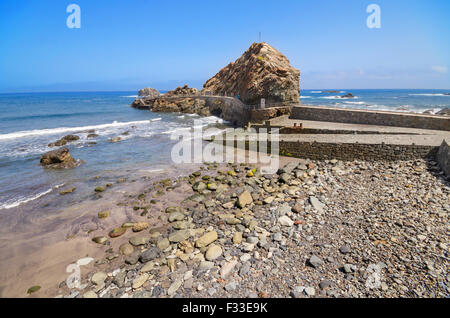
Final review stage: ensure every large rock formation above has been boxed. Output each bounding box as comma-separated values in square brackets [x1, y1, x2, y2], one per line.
[130, 43, 300, 126]
[138, 87, 160, 98]
[132, 97, 210, 116]
[202, 42, 300, 105]
[40, 147, 82, 169]
[132, 85, 208, 115]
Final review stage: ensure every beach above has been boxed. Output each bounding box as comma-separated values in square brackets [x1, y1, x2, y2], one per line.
[0, 91, 449, 298]
[4, 156, 448, 298]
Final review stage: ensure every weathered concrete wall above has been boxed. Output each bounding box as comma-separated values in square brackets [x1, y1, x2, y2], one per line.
[291, 105, 450, 131]
[437, 139, 450, 176]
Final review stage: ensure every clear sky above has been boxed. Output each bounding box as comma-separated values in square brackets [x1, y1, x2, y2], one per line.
[0, 0, 449, 92]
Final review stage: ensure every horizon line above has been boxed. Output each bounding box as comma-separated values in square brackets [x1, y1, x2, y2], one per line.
[1, 88, 450, 95]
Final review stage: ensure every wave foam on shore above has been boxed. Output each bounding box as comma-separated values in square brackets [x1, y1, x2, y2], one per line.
[0, 120, 155, 141]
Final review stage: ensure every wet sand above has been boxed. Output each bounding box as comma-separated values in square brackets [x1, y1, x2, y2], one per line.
[0, 163, 205, 297]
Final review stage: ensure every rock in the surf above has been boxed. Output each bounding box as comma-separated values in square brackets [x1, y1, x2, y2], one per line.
[48, 134, 80, 147]
[40, 147, 81, 169]
[436, 107, 450, 116]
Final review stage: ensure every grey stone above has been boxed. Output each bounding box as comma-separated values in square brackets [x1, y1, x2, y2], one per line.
[309, 196, 325, 213]
[125, 251, 140, 265]
[139, 247, 161, 263]
[304, 287, 315, 296]
[319, 280, 333, 290]
[339, 245, 351, 254]
[225, 281, 237, 292]
[169, 229, 191, 242]
[113, 271, 126, 288]
[343, 264, 354, 273]
[308, 254, 324, 269]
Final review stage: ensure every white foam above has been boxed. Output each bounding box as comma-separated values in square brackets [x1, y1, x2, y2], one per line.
[142, 169, 164, 173]
[0, 120, 153, 141]
[343, 101, 366, 105]
[321, 96, 359, 100]
[0, 187, 53, 210]
[121, 95, 138, 98]
[311, 91, 322, 93]
[197, 116, 224, 124]
[300, 96, 312, 99]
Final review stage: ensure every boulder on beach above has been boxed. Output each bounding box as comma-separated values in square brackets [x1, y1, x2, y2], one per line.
[138, 87, 161, 98]
[40, 147, 82, 169]
[202, 42, 300, 105]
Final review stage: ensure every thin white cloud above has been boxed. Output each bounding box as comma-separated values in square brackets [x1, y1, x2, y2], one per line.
[431, 65, 448, 74]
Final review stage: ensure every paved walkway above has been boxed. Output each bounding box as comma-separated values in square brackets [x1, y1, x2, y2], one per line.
[269, 116, 449, 135]
[259, 116, 449, 146]
[227, 115, 449, 147]
[277, 134, 446, 146]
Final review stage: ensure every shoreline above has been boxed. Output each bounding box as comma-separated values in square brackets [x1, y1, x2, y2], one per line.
[2, 151, 447, 298]
[0, 162, 206, 297]
[0, 90, 449, 298]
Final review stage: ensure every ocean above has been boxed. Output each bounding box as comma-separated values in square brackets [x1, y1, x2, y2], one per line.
[0, 89, 449, 212]
[300, 89, 450, 113]
[0, 91, 223, 212]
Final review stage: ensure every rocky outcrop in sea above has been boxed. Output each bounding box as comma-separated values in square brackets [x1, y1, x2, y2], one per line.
[203, 42, 300, 105]
[40, 147, 83, 169]
[131, 42, 301, 120]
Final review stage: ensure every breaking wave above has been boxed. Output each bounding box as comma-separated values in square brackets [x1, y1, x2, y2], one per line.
[0, 120, 154, 141]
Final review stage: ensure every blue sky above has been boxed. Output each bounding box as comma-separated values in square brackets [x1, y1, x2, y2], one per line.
[0, 0, 449, 92]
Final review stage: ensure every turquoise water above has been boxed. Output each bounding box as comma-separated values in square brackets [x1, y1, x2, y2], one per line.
[0, 89, 449, 211]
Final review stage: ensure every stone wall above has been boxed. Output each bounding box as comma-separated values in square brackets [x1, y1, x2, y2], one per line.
[249, 107, 292, 124]
[220, 139, 437, 161]
[437, 139, 450, 176]
[279, 142, 437, 161]
[291, 106, 450, 131]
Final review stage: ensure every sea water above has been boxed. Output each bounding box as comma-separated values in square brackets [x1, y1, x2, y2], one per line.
[0, 91, 222, 212]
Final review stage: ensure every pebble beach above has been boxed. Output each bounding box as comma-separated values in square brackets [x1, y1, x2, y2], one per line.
[47, 157, 449, 299]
